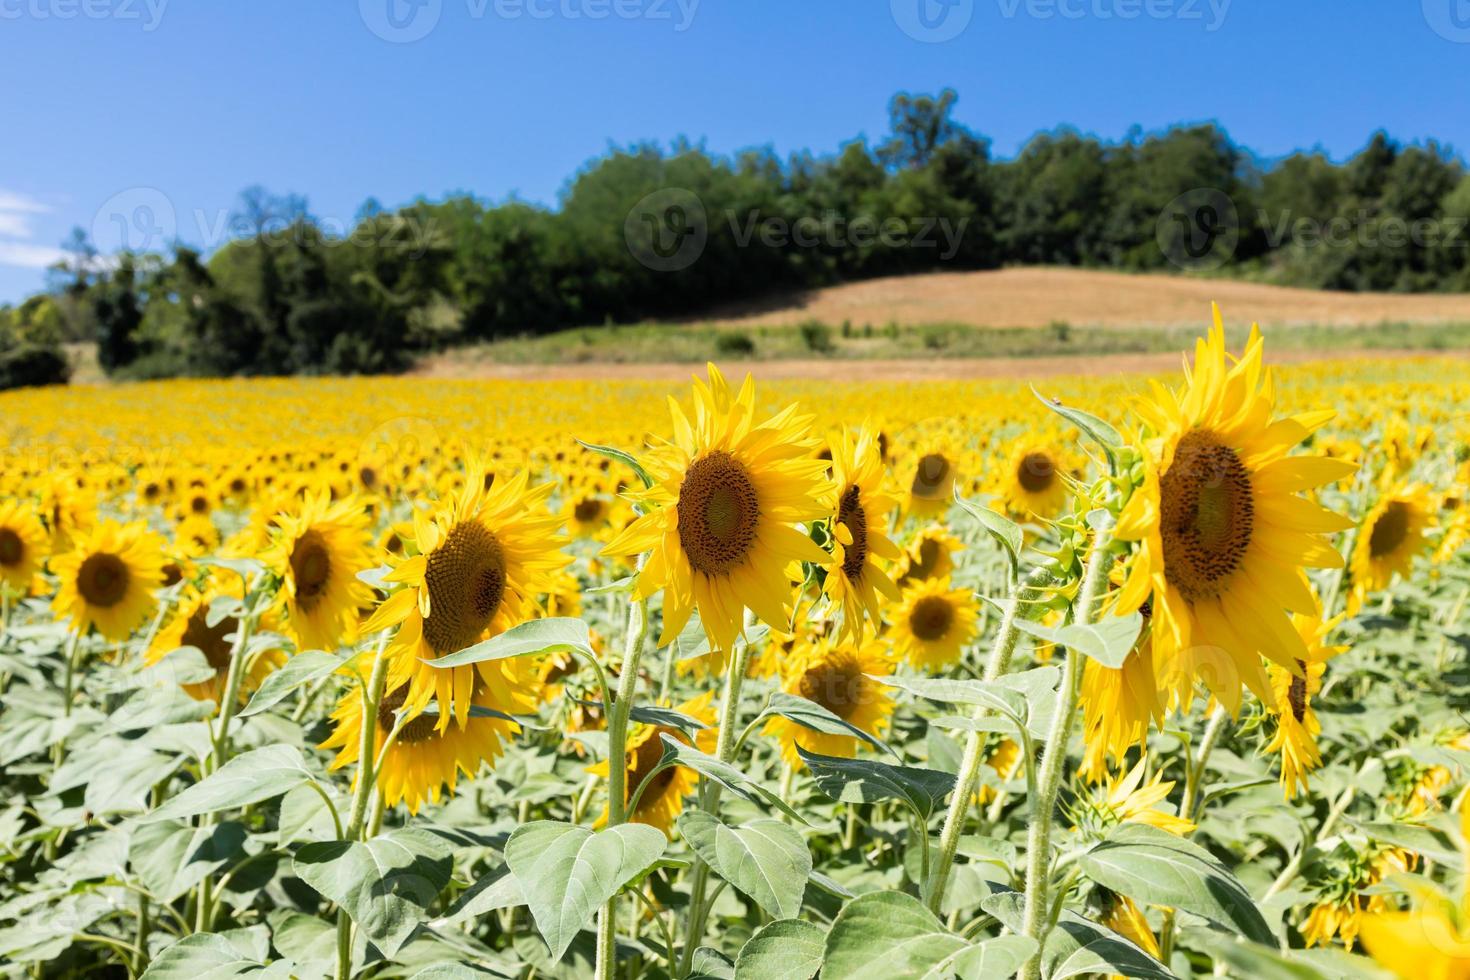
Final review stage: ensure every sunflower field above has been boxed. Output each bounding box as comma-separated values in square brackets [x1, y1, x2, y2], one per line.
[1, 309, 1468, 980]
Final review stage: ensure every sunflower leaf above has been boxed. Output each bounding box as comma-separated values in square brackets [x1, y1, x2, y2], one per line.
[1013, 613, 1143, 670]
[757, 692, 894, 757]
[238, 650, 343, 718]
[1032, 387, 1123, 471]
[796, 746, 957, 821]
[981, 890, 1173, 980]
[820, 890, 969, 980]
[146, 745, 317, 823]
[656, 735, 808, 824]
[952, 490, 1023, 583]
[734, 919, 826, 980]
[578, 701, 707, 734]
[576, 440, 654, 489]
[678, 812, 812, 919]
[429, 617, 594, 669]
[505, 820, 667, 963]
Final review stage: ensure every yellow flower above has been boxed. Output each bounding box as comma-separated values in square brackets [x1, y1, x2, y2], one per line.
[904, 444, 960, 518]
[147, 581, 287, 710]
[266, 492, 375, 652]
[603, 364, 831, 655]
[1099, 890, 1162, 965]
[0, 499, 48, 595]
[51, 519, 166, 640]
[1114, 308, 1355, 713]
[898, 526, 963, 584]
[1361, 807, 1470, 978]
[1097, 759, 1194, 836]
[999, 441, 1079, 521]
[763, 636, 895, 767]
[1348, 483, 1435, 615]
[588, 691, 718, 834]
[822, 426, 902, 642]
[362, 468, 567, 729]
[1263, 611, 1343, 799]
[890, 577, 978, 671]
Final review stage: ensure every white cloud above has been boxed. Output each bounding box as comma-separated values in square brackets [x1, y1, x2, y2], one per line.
[0, 190, 51, 215]
[0, 241, 65, 270]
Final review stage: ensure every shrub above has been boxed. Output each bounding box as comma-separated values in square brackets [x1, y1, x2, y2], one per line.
[0, 343, 71, 390]
[714, 331, 756, 356]
[798, 320, 834, 354]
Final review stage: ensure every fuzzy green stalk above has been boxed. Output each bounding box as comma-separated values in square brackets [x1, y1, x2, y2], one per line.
[208, 608, 258, 772]
[1158, 702, 1230, 963]
[594, 586, 649, 980]
[1019, 532, 1112, 980]
[335, 634, 392, 980]
[928, 566, 1052, 913]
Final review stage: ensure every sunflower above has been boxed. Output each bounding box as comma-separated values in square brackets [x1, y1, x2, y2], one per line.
[1360, 808, 1470, 977]
[1264, 612, 1344, 799]
[763, 636, 894, 767]
[564, 490, 613, 539]
[1113, 309, 1356, 713]
[1347, 484, 1435, 616]
[602, 364, 831, 655]
[147, 581, 287, 708]
[51, 519, 166, 640]
[898, 526, 962, 584]
[362, 468, 567, 729]
[1000, 442, 1077, 521]
[890, 577, 979, 671]
[1303, 845, 1416, 950]
[175, 513, 220, 559]
[265, 492, 376, 653]
[905, 445, 959, 518]
[320, 658, 529, 815]
[821, 426, 902, 641]
[1088, 759, 1194, 836]
[1098, 889, 1162, 966]
[975, 736, 1022, 805]
[588, 691, 718, 834]
[0, 500, 48, 595]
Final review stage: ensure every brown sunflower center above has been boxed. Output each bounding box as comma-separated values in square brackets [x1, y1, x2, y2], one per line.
[421, 520, 508, 655]
[629, 727, 679, 803]
[190, 495, 209, 515]
[909, 594, 955, 642]
[290, 530, 333, 612]
[0, 528, 23, 567]
[1368, 500, 1411, 558]
[358, 466, 378, 489]
[911, 453, 953, 500]
[677, 451, 760, 576]
[837, 484, 868, 580]
[1288, 659, 1307, 723]
[907, 538, 944, 581]
[376, 684, 440, 744]
[573, 498, 606, 523]
[1017, 452, 1057, 494]
[182, 609, 237, 676]
[797, 652, 864, 720]
[77, 552, 130, 607]
[1158, 431, 1254, 603]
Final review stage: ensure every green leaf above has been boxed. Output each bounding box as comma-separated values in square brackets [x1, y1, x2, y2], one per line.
[577, 440, 654, 488]
[953, 490, 1023, 581]
[292, 828, 453, 958]
[1014, 613, 1143, 669]
[1078, 823, 1274, 945]
[1033, 387, 1122, 468]
[948, 935, 1040, 979]
[734, 919, 825, 980]
[505, 820, 667, 962]
[265, 910, 338, 979]
[130, 820, 247, 903]
[429, 617, 595, 668]
[1194, 932, 1380, 980]
[655, 735, 807, 824]
[982, 890, 1173, 980]
[239, 651, 342, 718]
[758, 692, 892, 756]
[821, 891, 967, 979]
[797, 746, 956, 821]
[148, 745, 316, 823]
[438, 866, 525, 927]
[678, 812, 811, 919]
[139, 932, 286, 980]
[1355, 818, 1463, 869]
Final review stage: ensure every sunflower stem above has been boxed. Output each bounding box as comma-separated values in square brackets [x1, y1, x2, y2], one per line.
[1158, 702, 1230, 964]
[928, 566, 1051, 914]
[209, 604, 258, 773]
[596, 583, 647, 980]
[1019, 531, 1111, 980]
[336, 633, 392, 980]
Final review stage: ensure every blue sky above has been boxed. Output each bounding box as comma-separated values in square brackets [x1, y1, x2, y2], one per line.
[1, 0, 1468, 302]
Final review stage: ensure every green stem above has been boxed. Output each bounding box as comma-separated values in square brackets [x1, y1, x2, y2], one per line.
[1019, 532, 1112, 980]
[336, 634, 392, 980]
[928, 567, 1051, 913]
[1159, 703, 1230, 963]
[595, 584, 648, 980]
[209, 608, 258, 772]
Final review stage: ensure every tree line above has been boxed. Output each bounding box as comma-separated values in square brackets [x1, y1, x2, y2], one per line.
[3, 89, 1467, 387]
